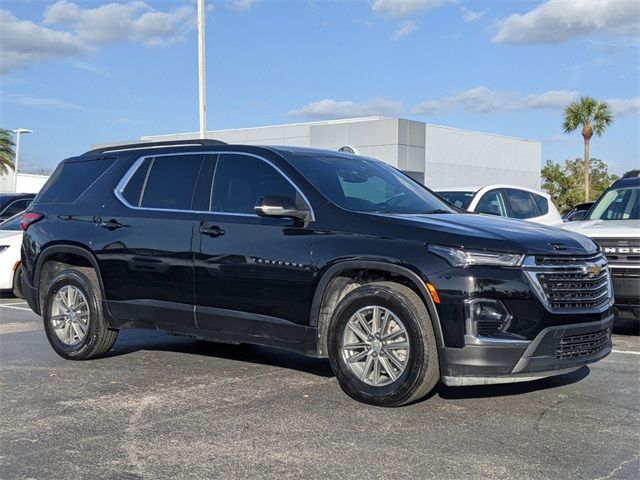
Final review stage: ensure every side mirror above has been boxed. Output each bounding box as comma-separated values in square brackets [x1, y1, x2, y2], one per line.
[254, 196, 310, 221]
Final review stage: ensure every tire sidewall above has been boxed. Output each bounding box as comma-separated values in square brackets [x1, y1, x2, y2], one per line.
[43, 270, 101, 359]
[328, 287, 429, 406]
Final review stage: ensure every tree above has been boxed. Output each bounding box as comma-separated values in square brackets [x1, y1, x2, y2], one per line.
[622, 169, 640, 178]
[562, 96, 614, 201]
[0, 128, 16, 176]
[542, 158, 618, 213]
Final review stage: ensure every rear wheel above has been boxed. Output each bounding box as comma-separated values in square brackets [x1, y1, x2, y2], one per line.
[328, 281, 439, 407]
[42, 268, 118, 360]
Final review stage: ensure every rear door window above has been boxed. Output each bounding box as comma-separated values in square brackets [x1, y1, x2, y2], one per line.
[504, 189, 541, 219]
[475, 190, 508, 217]
[138, 155, 205, 210]
[37, 159, 114, 204]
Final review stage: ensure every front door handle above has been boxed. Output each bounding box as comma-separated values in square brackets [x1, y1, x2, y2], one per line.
[199, 224, 225, 237]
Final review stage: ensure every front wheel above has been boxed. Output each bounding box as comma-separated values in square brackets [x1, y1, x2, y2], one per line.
[328, 282, 440, 407]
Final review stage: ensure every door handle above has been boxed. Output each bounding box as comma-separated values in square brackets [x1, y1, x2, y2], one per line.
[100, 219, 124, 230]
[199, 224, 225, 237]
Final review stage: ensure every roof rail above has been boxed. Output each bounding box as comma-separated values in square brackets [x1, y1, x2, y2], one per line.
[84, 139, 227, 155]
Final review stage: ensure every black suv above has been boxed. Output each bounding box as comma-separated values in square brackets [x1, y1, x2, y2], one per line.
[21, 140, 614, 406]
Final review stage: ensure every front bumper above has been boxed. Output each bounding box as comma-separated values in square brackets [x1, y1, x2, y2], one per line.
[440, 316, 613, 386]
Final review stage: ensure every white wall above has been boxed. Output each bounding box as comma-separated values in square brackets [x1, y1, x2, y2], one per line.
[424, 125, 541, 189]
[0, 172, 49, 193]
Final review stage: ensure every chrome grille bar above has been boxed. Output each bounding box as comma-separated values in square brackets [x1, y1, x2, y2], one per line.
[523, 254, 613, 313]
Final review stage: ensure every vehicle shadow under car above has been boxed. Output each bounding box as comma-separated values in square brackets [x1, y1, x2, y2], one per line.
[106, 328, 593, 401]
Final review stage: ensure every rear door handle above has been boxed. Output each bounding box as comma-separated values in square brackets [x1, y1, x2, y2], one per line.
[99, 219, 124, 230]
[199, 224, 225, 237]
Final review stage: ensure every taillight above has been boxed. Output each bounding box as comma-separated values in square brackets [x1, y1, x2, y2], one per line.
[20, 212, 44, 231]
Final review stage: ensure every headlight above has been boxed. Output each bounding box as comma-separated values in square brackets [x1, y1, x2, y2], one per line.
[428, 245, 524, 267]
[0, 245, 9, 255]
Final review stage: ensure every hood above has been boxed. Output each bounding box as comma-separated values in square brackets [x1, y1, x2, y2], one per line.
[370, 213, 598, 255]
[560, 219, 640, 239]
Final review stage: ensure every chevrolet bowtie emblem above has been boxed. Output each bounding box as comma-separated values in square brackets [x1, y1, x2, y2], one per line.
[586, 264, 602, 277]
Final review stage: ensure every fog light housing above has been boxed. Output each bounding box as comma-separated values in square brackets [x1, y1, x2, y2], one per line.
[465, 299, 512, 338]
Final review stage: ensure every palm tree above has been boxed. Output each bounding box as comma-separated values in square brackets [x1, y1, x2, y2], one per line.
[563, 97, 614, 201]
[0, 128, 16, 176]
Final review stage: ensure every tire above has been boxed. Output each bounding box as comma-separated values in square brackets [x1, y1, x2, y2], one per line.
[328, 281, 439, 407]
[12, 265, 23, 299]
[42, 267, 118, 360]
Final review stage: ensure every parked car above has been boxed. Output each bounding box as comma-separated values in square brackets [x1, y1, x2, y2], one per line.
[436, 185, 563, 225]
[0, 212, 25, 297]
[21, 140, 613, 406]
[562, 175, 640, 323]
[563, 202, 594, 222]
[0, 193, 35, 221]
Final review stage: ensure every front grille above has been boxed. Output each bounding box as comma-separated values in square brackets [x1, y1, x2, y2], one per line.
[555, 328, 610, 359]
[524, 254, 612, 312]
[611, 267, 640, 278]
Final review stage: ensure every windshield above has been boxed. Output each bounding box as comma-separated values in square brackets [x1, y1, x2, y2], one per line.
[286, 153, 454, 214]
[436, 191, 475, 209]
[0, 212, 23, 231]
[588, 186, 639, 220]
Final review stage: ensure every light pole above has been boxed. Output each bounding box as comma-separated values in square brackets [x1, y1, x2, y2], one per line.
[12, 128, 33, 192]
[197, 0, 207, 139]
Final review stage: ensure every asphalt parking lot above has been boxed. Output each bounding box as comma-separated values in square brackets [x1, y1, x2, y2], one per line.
[0, 296, 638, 480]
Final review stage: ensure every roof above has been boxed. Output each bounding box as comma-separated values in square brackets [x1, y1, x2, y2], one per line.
[611, 176, 640, 188]
[434, 184, 550, 196]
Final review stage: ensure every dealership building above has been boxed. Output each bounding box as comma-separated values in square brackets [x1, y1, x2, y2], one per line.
[140, 117, 542, 189]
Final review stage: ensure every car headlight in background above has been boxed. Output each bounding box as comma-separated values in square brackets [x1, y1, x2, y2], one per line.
[428, 245, 524, 267]
[0, 245, 9, 255]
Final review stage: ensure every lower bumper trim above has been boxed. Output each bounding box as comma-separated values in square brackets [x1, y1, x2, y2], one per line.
[441, 366, 581, 387]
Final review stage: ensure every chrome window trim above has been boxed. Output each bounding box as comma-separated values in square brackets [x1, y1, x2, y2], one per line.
[114, 150, 316, 221]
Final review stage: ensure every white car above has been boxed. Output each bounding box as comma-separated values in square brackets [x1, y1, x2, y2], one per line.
[0, 213, 24, 297]
[435, 185, 563, 226]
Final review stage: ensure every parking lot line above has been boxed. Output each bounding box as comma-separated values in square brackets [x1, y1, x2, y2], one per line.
[611, 349, 640, 356]
[0, 305, 32, 311]
[1, 302, 29, 306]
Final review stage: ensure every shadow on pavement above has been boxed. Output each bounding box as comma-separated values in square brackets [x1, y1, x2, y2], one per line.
[106, 328, 335, 378]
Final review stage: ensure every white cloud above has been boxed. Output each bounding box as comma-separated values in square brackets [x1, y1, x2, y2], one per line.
[413, 86, 579, 114]
[0, 9, 87, 73]
[43, 1, 194, 47]
[1, 2, 195, 73]
[373, 0, 445, 18]
[493, 0, 640, 44]
[2, 92, 85, 111]
[390, 20, 417, 41]
[607, 97, 640, 117]
[460, 6, 486, 23]
[227, 0, 261, 12]
[288, 98, 402, 120]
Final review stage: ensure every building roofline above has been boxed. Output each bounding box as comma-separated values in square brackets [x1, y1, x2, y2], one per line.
[140, 116, 391, 140]
[424, 122, 540, 144]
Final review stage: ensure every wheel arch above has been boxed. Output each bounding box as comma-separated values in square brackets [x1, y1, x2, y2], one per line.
[311, 260, 445, 357]
[34, 244, 106, 312]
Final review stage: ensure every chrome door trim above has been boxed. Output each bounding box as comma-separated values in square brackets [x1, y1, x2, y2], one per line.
[113, 151, 316, 221]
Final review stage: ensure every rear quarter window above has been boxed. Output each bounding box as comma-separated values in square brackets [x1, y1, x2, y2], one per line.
[532, 193, 549, 215]
[36, 159, 115, 204]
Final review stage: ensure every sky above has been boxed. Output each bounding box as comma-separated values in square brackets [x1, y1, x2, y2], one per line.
[1, 0, 639, 175]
